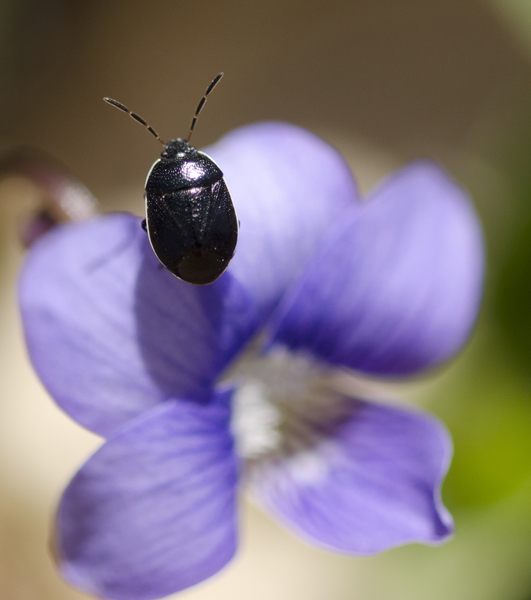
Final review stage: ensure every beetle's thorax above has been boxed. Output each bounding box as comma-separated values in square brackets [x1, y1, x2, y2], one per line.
[161, 139, 196, 159]
[145, 140, 224, 195]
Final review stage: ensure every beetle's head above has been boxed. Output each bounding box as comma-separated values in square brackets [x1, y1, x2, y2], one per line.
[162, 139, 195, 159]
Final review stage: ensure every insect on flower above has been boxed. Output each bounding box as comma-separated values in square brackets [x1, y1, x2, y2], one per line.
[18, 121, 484, 600]
[104, 73, 238, 285]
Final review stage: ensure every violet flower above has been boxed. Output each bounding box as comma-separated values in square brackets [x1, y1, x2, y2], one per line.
[18, 122, 484, 600]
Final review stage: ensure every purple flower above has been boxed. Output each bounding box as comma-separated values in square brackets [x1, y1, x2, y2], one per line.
[18, 122, 484, 600]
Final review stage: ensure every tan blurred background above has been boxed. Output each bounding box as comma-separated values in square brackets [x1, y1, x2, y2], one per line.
[2, 0, 531, 598]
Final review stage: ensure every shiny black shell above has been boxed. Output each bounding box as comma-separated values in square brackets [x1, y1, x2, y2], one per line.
[144, 138, 238, 285]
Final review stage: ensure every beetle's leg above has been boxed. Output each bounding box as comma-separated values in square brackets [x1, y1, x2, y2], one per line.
[141, 219, 147, 232]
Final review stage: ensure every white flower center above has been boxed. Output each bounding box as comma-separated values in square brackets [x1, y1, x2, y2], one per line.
[227, 346, 363, 484]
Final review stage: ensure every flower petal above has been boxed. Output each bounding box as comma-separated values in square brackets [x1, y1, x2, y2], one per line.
[56, 390, 238, 600]
[19, 213, 258, 436]
[250, 397, 453, 554]
[267, 162, 484, 375]
[205, 122, 361, 317]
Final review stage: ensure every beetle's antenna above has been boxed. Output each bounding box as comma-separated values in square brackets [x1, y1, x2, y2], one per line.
[103, 98, 166, 146]
[186, 72, 223, 143]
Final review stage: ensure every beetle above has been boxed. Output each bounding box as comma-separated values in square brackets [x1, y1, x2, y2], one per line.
[104, 73, 238, 285]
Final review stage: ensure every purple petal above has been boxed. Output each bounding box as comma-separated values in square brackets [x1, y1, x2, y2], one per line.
[251, 397, 453, 554]
[19, 213, 258, 436]
[267, 162, 484, 375]
[205, 122, 361, 317]
[57, 390, 238, 600]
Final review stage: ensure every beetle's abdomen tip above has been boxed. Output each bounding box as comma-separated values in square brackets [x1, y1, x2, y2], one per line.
[172, 246, 232, 286]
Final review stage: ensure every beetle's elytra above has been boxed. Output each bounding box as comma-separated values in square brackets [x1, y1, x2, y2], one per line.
[104, 73, 238, 286]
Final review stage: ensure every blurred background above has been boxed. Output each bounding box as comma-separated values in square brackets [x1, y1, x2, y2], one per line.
[0, 0, 531, 598]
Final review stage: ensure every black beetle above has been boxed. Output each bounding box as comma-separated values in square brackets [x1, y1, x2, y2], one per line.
[104, 73, 238, 285]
